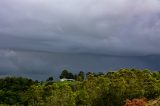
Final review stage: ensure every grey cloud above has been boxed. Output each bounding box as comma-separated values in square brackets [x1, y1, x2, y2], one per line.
[0, 49, 160, 80]
[1, 0, 160, 80]
[0, 0, 160, 55]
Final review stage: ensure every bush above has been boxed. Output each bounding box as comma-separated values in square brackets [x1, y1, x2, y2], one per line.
[124, 98, 147, 106]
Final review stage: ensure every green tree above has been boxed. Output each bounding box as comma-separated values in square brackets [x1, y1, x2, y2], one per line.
[60, 69, 74, 79]
[46, 76, 54, 82]
[78, 71, 85, 81]
[60, 69, 69, 79]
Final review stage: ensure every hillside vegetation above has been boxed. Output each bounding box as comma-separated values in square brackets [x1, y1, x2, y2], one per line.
[1, 69, 160, 106]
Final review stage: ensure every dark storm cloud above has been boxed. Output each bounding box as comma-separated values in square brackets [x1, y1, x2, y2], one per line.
[0, 0, 160, 80]
[0, 0, 160, 55]
[0, 49, 160, 80]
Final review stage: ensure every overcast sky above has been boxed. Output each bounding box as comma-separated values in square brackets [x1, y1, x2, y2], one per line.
[0, 0, 160, 80]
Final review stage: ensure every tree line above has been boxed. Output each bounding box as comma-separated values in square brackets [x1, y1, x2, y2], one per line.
[47, 69, 105, 82]
[1, 68, 160, 106]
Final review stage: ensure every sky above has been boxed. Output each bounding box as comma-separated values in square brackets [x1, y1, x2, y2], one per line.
[0, 0, 160, 80]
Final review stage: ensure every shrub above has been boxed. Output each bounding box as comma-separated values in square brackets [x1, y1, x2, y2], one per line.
[124, 98, 147, 106]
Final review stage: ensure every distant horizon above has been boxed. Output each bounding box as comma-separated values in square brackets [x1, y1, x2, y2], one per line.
[0, 67, 159, 81]
[0, 49, 160, 80]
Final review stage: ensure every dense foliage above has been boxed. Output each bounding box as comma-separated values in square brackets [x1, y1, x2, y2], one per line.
[1, 69, 160, 106]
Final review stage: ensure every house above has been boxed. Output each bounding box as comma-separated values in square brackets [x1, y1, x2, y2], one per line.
[60, 78, 75, 82]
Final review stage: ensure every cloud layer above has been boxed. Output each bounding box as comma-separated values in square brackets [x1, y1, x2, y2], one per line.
[0, 49, 160, 80]
[0, 0, 160, 80]
[0, 0, 160, 55]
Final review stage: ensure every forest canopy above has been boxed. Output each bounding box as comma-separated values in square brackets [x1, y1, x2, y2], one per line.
[1, 68, 160, 106]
